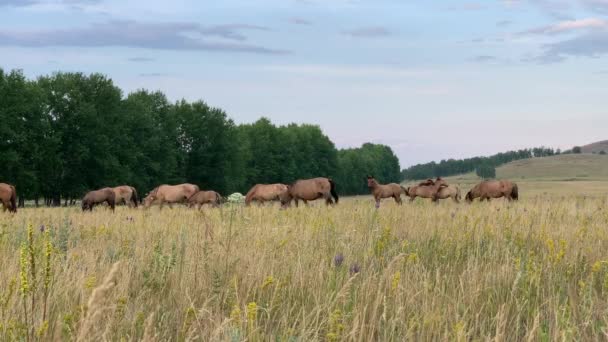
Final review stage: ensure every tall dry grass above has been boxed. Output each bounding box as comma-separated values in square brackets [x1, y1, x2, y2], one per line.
[0, 195, 608, 340]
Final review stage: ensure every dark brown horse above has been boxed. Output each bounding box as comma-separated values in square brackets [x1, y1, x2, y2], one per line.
[245, 184, 288, 206]
[143, 183, 200, 209]
[82, 188, 116, 212]
[281, 177, 338, 207]
[112, 185, 139, 208]
[466, 180, 518, 202]
[367, 176, 407, 207]
[0, 183, 17, 213]
[404, 178, 449, 202]
[188, 190, 222, 209]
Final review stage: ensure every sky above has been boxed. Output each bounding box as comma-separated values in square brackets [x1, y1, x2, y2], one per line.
[0, 0, 607, 167]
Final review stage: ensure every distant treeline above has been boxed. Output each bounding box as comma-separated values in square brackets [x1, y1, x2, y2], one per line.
[401, 147, 560, 181]
[0, 68, 401, 205]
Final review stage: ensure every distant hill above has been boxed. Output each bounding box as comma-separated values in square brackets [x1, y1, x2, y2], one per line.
[440, 154, 608, 185]
[581, 140, 608, 154]
[497, 154, 608, 180]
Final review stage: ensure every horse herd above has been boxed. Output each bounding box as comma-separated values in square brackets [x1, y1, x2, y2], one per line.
[0, 176, 518, 213]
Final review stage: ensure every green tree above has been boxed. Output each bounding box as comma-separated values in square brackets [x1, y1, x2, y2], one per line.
[475, 164, 496, 179]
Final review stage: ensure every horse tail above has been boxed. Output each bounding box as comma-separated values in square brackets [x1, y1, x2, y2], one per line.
[10, 185, 17, 213]
[400, 185, 409, 196]
[328, 178, 339, 204]
[511, 183, 519, 201]
[215, 192, 223, 205]
[130, 186, 139, 207]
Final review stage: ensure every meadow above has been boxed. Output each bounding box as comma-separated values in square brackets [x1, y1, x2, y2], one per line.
[1, 189, 608, 341]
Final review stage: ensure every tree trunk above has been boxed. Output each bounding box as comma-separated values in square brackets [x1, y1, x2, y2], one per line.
[52, 196, 61, 207]
[18, 197, 25, 208]
[35, 198, 39, 207]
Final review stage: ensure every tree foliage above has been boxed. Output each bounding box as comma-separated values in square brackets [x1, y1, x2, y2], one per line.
[0, 68, 394, 204]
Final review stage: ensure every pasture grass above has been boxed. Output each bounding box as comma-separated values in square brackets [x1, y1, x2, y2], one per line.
[1, 193, 608, 341]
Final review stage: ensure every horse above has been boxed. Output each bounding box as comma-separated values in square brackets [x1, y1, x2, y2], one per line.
[366, 176, 408, 207]
[112, 185, 139, 208]
[465, 180, 518, 202]
[435, 185, 462, 203]
[82, 188, 116, 212]
[404, 177, 449, 202]
[0, 183, 17, 213]
[143, 183, 200, 209]
[188, 190, 222, 209]
[245, 184, 288, 206]
[281, 177, 338, 208]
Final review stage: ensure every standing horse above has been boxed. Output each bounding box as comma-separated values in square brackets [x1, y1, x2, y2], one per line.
[0, 183, 17, 213]
[188, 190, 222, 209]
[143, 183, 200, 209]
[82, 188, 116, 212]
[112, 185, 139, 208]
[435, 185, 462, 203]
[281, 177, 338, 208]
[404, 178, 449, 202]
[466, 180, 518, 202]
[366, 176, 408, 207]
[245, 184, 288, 206]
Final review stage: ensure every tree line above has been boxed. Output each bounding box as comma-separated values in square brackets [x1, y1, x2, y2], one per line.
[0, 68, 402, 205]
[401, 147, 559, 181]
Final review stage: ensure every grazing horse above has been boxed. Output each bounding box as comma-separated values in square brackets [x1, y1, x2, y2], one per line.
[466, 180, 518, 202]
[0, 183, 17, 213]
[112, 185, 139, 208]
[143, 183, 200, 209]
[188, 190, 222, 209]
[366, 176, 408, 207]
[82, 188, 116, 212]
[404, 178, 449, 202]
[435, 185, 462, 203]
[281, 177, 338, 208]
[245, 184, 288, 206]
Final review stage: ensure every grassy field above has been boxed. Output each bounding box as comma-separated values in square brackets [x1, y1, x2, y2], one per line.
[1, 187, 608, 341]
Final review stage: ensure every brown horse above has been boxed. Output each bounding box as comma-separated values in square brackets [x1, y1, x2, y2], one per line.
[0, 183, 17, 213]
[404, 178, 449, 202]
[245, 183, 288, 206]
[466, 180, 518, 202]
[188, 190, 222, 209]
[281, 177, 338, 207]
[367, 176, 408, 207]
[82, 188, 116, 212]
[435, 185, 462, 203]
[112, 185, 139, 208]
[143, 183, 200, 209]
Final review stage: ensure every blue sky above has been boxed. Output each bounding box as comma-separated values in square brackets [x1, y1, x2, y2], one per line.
[1, 0, 607, 167]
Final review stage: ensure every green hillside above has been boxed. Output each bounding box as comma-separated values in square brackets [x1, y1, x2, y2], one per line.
[422, 154, 608, 197]
[497, 154, 608, 181]
[581, 140, 608, 154]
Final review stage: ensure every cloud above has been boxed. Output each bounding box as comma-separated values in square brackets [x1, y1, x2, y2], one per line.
[497, 20, 512, 27]
[537, 28, 608, 62]
[447, 2, 486, 10]
[289, 17, 312, 25]
[342, 26, 391, 38]
[470, 55, 498, 63]
[521, 18, 607, 35]
[139, 73, 166, 77]
[0, 20, 289, 54]
[128, 57, 154, 62]
[0, 0, 36, 6]
[580, 0, 608, 13]
[0, 0, 100, 7]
